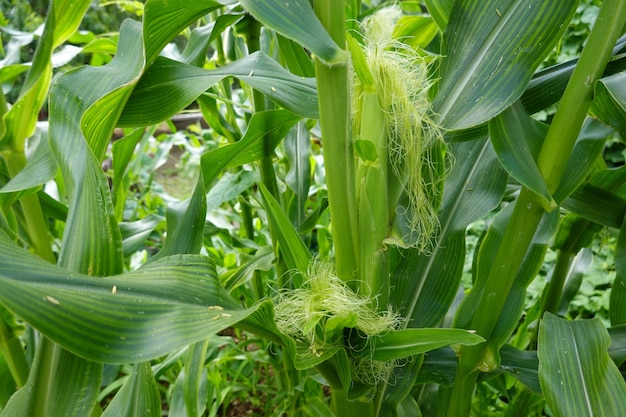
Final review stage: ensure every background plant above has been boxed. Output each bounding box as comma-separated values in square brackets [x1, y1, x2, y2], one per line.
[0, 1, 625, 417]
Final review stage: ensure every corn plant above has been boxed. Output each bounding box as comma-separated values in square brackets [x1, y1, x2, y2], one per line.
[0, 0, 625, 416]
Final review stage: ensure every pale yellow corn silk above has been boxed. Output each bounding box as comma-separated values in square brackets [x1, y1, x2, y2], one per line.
[354, 6, 446, 252]
[274, 261, 400, 382]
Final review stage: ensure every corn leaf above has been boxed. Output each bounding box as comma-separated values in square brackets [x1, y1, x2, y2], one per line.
[1, 0, 91, 150]
[610, 217, 626, 326]
[392, 138, 508, 328]
[285, 121, 311, 227]
[142, 0, 225, 65]
[424, 0, 454, 31]
[498, 344, 540, 393]
[354, 329, 484, 362]
[433, 0, 578, 130]
[0, 133, 56, 193]
[562, 166, 626, 229]
[200, 109, 301, 187]
[119, 53, 318, 127]
[148, 172, 206, 263]
[183, 340, 210, 417]
[590, 72, 626, 139]
[538, 313, 626, 417]
[259, 183, 311, 275]
[0, 339, 101, 417]
[101, 363, 160, 417]
[239, 0, 347, 65]
[0, 232, 252, 363]
[489, 102, 553, 207]
[552, 118, 613, 204]
[609, 325, 626, 366]
[455, 203, 559, 361]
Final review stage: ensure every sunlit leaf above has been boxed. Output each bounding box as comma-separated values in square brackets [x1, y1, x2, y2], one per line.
[119, 53, 318, 126]
[433, 0, 577, 130]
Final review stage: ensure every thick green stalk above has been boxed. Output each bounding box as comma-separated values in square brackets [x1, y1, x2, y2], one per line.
[313, 0, 358, 284]
[537, 0, 626, 192]
[449, 1, 626, 414]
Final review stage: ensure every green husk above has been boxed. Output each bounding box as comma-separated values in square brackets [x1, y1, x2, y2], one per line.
[352, 6, 446, 253]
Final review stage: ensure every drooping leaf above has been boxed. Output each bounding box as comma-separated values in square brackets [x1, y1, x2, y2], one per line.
[489, 102, 554, 208]
[0, 132, 57, 194]
[562, 165, 626, 229]
[590, 72, 626, 139]
[433, 0, 578, 130]
[142, 0, 225, 65]
[119, 53, 318, 126]
[0, 232, 252, 364]
[498, 344, 541, 393]
[200, 109, 301, 187]
[1, 0, 91, 150]
[239, 0, 347, 65]
[206, 170, 259, 212]
[538, 313, 626, 417]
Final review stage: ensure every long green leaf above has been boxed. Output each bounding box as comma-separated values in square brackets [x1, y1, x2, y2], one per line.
[610, 217, 626, 326]
[424, 0, 454, 31]
[0, 133, 56, 193]
[101, 362, 160, 417]
[143, 0, 225, 65]
[200, 109, 301, 187]
[259, 183, 311, 275]
[392, 138, 507, 328]
[148, 172, 206, 263]
[552, 118, 613, 204]
[590, 72, 626, 139]
[538, 313, 626, 417]
[0, 339, 101, 417]
[183, 340, 210, 417]
[0, 232, 252, 363]
[119, 53, 318, 127]
[489, 102, 554, 208]
[1, 0, 91, 151]
[239, 0, 347, 65]
[433, 0, 577, 130]
[354, 328, 484, 362]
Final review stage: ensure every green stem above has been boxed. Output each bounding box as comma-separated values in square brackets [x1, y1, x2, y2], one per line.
[313, 0, 359, 283]
[444, 367, 479, 417]
[537, 0, 626, 191]
[3, 151, 55, 263]
[0, 307, 29, 387]
[540, 249, 574, 315]
[452, 0, 626, 407]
